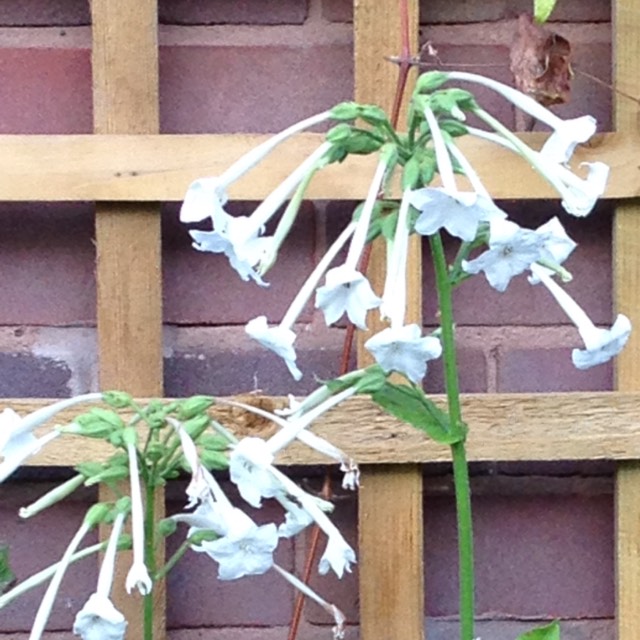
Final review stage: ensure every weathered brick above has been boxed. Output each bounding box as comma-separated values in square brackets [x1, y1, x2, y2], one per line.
[0, 48, 92, 134]
[425, 493, 614, 617]
[498, 346, 613, 392]
[159, 45, 353, 133]
[159, 0, 308, 25]
[0, 353, 71, 398]
[0, 204, 95, 326]
[0, 483, 98, 632]
[163, 203, 317, 326]
[427, 619, 614, 639]
[424, 203, 613, 327]
[425, 347, 487, 393]
[322, 0, 610, 24]
[166, 485, 295, 627]
[0, 1, 90, 26]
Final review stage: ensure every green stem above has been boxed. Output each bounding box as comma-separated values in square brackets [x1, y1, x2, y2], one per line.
[429, 232, 475, 640]
[143, 481, 157, 640]
[154, 539, 192, 582]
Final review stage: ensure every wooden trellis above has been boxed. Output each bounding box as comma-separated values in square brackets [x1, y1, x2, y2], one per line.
[6, 0, 640, 638]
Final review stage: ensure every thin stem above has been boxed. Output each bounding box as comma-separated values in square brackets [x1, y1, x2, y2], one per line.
[154, 539, 191, 582]
[429, 232, 475, 640]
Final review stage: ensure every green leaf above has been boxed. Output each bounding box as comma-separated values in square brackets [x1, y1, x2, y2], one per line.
[371, 382, 464, 444]
[0, 543, 16, 596]
[534, 0, 557, 23]
[516, 621, 561, 640]
[402, 155, 422, 190]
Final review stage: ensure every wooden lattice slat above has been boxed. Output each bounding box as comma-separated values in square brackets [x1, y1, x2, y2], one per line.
[91, 0, 165, 637]
[0, 132, 637, 201]
[614, 0, 640, 637]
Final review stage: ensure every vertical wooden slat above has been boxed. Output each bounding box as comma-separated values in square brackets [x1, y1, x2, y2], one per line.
[613, 1, 640, 638]
[354, 2, 424, 639]
[90, 0, 165, 638]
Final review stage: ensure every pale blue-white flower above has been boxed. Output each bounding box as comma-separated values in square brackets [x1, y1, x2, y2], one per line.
[530, 263, 632, 369]
[0, 393, 102, 483]
[124, 437, 152, 596]
[446, 71, 597, 164]
[73, 512, 127, 640]
[466, 124, 608, 218]
[462, 218, 548, 292]
[180, 110, 331, 224]
[366, 190, 443, 383]
[318, 533, 357, 579]
[229, 437, 280, 508]
[315, 158, 389, 328]
[528, 216, 577, 284]
[246, 222, 356, 379]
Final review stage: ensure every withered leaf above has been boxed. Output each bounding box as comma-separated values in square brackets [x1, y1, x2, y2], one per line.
[510, 13, 573, 107]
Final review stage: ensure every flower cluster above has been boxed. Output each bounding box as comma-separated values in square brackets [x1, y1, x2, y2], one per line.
[0, 383, 373, 640]
[181, 70, 629, 384]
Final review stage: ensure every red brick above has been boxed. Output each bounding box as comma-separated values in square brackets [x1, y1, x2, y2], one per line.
[0, 204, 96, 326]
[0, 48, 92, 134]
[163, 202, 317, 326]
[425, 347, 487, 393]
[0, 483, 98, 632]
[0, 353, 71, 398]
[166, 483, 295, 627]
[159, 0, 308, 25]
[430, 619, 614, 638]
[322, 0, 352, 22]
[159, 45, 353, 134]
[0, 1, 89, 26]
[498, 346, 613, 392]
[425, 492, 613, 617]
[423, 203, 613, 327]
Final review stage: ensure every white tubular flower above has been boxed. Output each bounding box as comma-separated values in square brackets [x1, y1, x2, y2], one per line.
[246, 222, 356, 380]
[124, 441, 152, 596]
[73, 512, 127, 640]
[446, 71, 597, 164]
[315, 158, 389, 329]
[180, 110, 331, 224]
[29, 507, 101, 640]
[186, 141, 332, 286]
[229, 437, 280, 508]
[466, 123, 608, 218]
[530, 264, 632, 369]
[366, 190, 443, 383]
[273, 563, 347, 639]
[168, 418, 209, 507]
[528, 216, 577, 284]
[462, 218, 549, 292]
[0, 393, 102, 483]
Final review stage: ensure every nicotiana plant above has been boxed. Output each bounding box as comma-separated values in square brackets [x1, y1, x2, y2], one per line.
[0, 70, 628, 640]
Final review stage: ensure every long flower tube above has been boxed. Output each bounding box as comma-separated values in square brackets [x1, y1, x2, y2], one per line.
[180, 110, 332, 224]
[444, 70, 597, 164]
[28, 505, 108, 640]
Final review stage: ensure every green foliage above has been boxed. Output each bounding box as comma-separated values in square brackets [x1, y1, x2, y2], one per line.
[516, 621, 561, 640]
[0, 544, 15, 596]
[371, 382, 466, 444]
[534, 0, 558, 23]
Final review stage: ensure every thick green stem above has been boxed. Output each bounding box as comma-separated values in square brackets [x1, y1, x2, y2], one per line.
[429, 232, 475, 640]
[143, 481, 157, 640]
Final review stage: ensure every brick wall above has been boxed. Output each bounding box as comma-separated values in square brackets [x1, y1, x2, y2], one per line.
[0, 1, 615, 638]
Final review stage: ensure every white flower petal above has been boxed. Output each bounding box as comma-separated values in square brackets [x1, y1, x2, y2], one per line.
[365, 324, 442, 384]
[180, 177, 227, 224]
[572, 314, 632, 370]
[315, 265, 381, 330]
[73, 593, 127, 640]
[541, 115, 597, 164]
[318, 535, 357, 578]
[229, 437, 280, 508]
[245, 316, 302, 380]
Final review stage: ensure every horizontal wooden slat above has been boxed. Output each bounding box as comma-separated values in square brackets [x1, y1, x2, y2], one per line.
[6, 391, 640, 467]
[0, 131, 636, 202]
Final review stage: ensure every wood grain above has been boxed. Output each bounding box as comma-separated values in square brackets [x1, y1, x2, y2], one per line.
[354, 3, 423, 636]
[613, 0, 640, 637]
[0, 132, 635, 201]
[91, 0, 165, 636]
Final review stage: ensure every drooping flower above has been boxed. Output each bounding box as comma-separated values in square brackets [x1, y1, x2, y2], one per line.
[245, 222, 356, 379]
[0, 393, 102, 484]
[528, 216, 577, 284]
[124, 436, 152, 596]
[73, 512, 128, 640]
[180, 110, 332, 224]
[315, 157, 390, 328]
[462, 218, 549, 292]
[229, 437, 280, 508]
[530, 264, 632, 369]
[365, 324, 443, 385]
[318, 533, 357, 579]
[446, 71, 597, 164]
